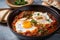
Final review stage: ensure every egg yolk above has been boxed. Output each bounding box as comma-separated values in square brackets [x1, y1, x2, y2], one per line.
[23, 21, 32, 28]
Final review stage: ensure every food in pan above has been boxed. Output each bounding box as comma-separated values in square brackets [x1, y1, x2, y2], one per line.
[12, 11, 57, 36]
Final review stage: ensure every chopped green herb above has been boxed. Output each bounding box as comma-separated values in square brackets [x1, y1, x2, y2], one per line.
[46, 19, 51, 22]
[46, 19, 49, 21]
[14, 0, 28, 5]
[46, 19, 50, 22]
[31, 19, 37, 24]
[37, 13, 40, 16]
[21, 0, 25, 2]
[29, 14, 32, 17]
[38, 30, 43, 33]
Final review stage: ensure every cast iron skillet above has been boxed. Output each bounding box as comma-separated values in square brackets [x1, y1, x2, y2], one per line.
[7, 5, 60, 40]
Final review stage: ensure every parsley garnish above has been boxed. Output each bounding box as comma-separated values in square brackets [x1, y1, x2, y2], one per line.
[46, 19, 50, 21]
[38, 30, 43, 32]
[31, 19, 37, 24]
[46, 19, 51, 22]
[37, 13, 40, 16]
[14, 0, 28, 5]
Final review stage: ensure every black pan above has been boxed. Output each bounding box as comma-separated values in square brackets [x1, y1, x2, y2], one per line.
[7, 5, 60, 40]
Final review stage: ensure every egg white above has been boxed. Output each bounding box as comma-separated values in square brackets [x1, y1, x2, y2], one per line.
[32, 12, 53, 24]
[15, 18, 37, 33]
[15, 12, 53, 33]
